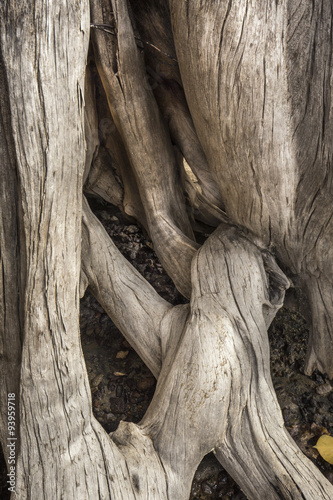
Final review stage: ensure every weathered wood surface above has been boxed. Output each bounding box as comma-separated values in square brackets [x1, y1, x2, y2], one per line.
[84, 66, 149, 228]
[0, 2, 167, 498]
[81, 195, 171, 377]
[90, 0, 199, 298]
[140, 226, 333, 500]
[88, 0, 333, 377]
[0, 40, 22, 468]
[82, 200, 333, 498]
[1, 2, 142, 499]
[167, 0, 333, 376]
[1, 0, 333, 498]
[128, 0, 223, 211]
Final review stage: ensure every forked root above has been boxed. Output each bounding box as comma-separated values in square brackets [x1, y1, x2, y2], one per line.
[138, 226, 333, 499]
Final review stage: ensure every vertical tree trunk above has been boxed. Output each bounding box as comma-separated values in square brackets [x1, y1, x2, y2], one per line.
[0, 43, 22, 468]
[1, 2, 125, 498]
[0, 3, 169, 498]
[168, 0, 333, 376]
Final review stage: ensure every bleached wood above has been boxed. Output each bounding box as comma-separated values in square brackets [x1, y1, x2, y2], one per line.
[0, 3, 161, 499]
[140, 226, 333, 500]
[128, 0, 224, 214]
[169, 0, 333, 376]
[90, 0, 199, 298]
[81, 199, 333, 499]
[92, 80, 148, 228]
[81, 196, 171, 377]
[152, 81, 223, 208]
[0, 3, 171, 499]
[84, 145, 124, 209]
[84, 65, 100, 184]
[0, 46, 22, 467]
[2, 0, 333, 498]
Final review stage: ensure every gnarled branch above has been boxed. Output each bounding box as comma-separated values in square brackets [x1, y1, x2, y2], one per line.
[81, 195, 172, 377]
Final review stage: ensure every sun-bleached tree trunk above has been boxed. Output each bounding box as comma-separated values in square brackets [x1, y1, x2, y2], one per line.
[166, 0, 333, 378]
[1, 0, 332, 499]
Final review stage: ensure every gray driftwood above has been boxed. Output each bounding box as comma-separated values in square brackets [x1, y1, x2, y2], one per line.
[1, 0, 333, 499]
[167, 0, 333, 377]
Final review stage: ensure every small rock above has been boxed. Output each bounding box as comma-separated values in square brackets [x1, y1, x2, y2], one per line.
[91, 374, 104, 388]
[127, 225, 139, 234]
[85, 326, 95, 336]
[282, 403, 301, 426]
[119, 231, 129, 241]
[316, 383, 332, 396]
[116, 350, 129, 359]
[99, 211, 118, 222]
[137, 377, 155, 391]
[114, 371, 126, 377]
[201, 481, 213, 495]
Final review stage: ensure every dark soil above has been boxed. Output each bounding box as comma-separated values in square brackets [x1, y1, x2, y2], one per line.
[1, 197, 332, 499]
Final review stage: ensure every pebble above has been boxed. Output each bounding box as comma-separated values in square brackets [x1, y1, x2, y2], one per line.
[91, 374, 104, 388]
[316, 383, 332, 396]
[137, 377, 156, 391]
[100, 211, 118, 222]
[85, 326, 95, 336]
[201, 482, 213, 495]
[116, 350, 129, 359]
